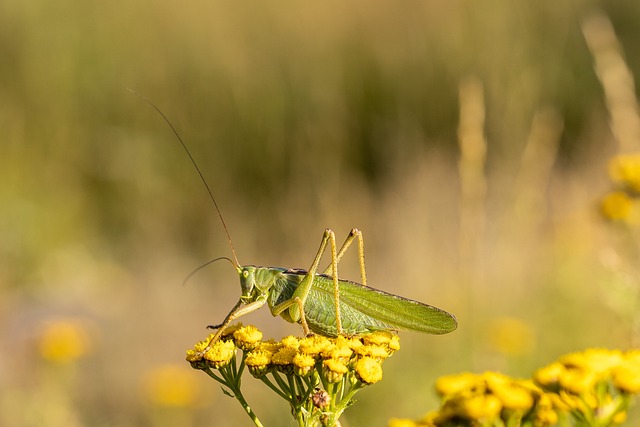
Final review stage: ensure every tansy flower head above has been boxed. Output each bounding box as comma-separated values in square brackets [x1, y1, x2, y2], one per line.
[323, 343, 353, 361]
[534, 361, 565, 388]
[293, 353, 316, 377]
[441, 390, 502, 421]
[355, 356, 383, 384]
[280, 335, 300, 349]
[298, 335, 332, 357]
[323, 358, 349, 383]
[601, 191, 637, 223]
[485, 376, 534, 410]
[38, 318, 92, 363]
[256, 340, 281, 355]
[559, 368, 599, 394]
[435, 372, 483, 396]
[272, 347, 297, 374]
[219, 323, 244, 339]
[203, 340, 236, 369]
[335, 335, 364, 351]
[608, 153, 640, 192]
[560, 348, 623, 376]
[362, 330, 394, 346]
[245, 350, 272, 378]
[388, 419, 419, 427]
[233, 325, 263, 351]
[143, 364, 200, 408]
[355, 344, 389, 361]
[613, 361, 640, 393]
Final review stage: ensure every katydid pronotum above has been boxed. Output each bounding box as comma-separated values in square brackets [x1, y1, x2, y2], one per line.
[137, 93, 457, 351]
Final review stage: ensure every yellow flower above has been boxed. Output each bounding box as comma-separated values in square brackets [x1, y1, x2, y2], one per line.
[416, 412, 438, 427]
[219, 323, 244, 339]
[335, 335, 364, 351]
[387, 335, 401, 353]
[561, 348, 622, 376]
[298, 335, 332, 357]
[245, 350, 272, 377]
[608, 154, 640, 192]
[558, 368, 598, 394]
[362, 330, 393, 346]
[280, 335, 300, 349]
[435, 372, 482, 396]
[354, 344, 389, 361]
[38, 318, 91, 363]
[233, 325, 263, 351]
[484, 374, 533, 410]
[534, 362, 565, 387]
[363, 331, 401, 355]
[323, 343, 353, 361]
[388, 419, 418, 427]
[292, 353, 316, 377]
[613, 361, 640, 393]
[535, 394, 559, 426]
[355, 356, 383, 384]
[272, 347, 297, 367]
[203, 339, 236, 369]
[601, 191, 639, 223]
[624, 349, 640, 364]
[613, 411, 627, 424]
[323, 358, 349, 383]
[446, 391, 502, 420]
[142, 364, 199, 408]
[487, 317, 534, 356]
[256, 340, 281, 355]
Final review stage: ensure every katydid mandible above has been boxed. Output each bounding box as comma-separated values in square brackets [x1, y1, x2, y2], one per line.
[138, 94, 457, 346]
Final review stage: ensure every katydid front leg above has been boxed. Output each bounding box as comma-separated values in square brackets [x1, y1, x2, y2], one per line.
[204, 299, 266, 348]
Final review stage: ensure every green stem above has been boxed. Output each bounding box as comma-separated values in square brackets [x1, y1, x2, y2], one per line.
[229, 382, 264, 427]
[203, 363, 265, 427]
[271, 371, 293, 398]
[329, 381, 364, 426]
[259, 375, 291, 400]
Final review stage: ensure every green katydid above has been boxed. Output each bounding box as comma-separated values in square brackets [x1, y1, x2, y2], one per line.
[138, 93, 457, 347]
[207, 227, 457, 343]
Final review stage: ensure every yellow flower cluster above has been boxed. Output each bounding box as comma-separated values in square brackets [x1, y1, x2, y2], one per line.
[37, 318, 92, 364]
[609, 154, 640, 192]
[601, 154, 640, 225]
[390, 371, 556, 427]
[389, 349, 640, 427]
[186, 324, 399, 385]
[534, 348, 640, 422]
[142, 364, 200, 408]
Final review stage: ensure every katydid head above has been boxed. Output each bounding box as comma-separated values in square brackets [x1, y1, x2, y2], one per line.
[239, 266, 278, 301]
[239, 266, 257, 298]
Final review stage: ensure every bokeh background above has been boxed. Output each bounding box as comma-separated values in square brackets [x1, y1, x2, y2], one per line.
[2, 1, 640, 426]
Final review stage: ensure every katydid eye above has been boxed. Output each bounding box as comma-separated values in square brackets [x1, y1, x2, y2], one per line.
[243, 270, 249, 278]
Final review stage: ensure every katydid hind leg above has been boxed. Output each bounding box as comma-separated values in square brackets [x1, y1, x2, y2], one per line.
[289, 229, 343, 334]
[322, 228, 367, 287]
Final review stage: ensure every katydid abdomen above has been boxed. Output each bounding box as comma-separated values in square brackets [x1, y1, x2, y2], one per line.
[264, 267, 457, 337]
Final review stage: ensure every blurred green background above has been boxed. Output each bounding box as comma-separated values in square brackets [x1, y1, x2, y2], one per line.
[2, 1, 640, 426]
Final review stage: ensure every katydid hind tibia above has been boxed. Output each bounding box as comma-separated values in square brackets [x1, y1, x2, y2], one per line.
[136, 92, 457, 344]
